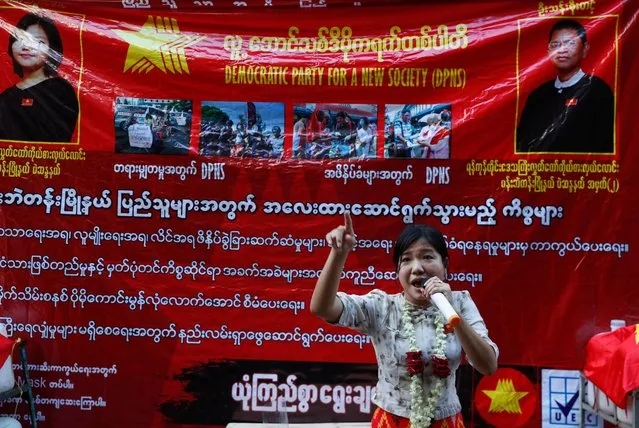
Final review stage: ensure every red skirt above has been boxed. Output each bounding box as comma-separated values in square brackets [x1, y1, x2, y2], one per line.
[371, 407, 465, 428]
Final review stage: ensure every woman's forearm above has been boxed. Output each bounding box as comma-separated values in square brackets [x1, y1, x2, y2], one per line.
[454, 319, 498, 375]
[310, 250, 347, 322]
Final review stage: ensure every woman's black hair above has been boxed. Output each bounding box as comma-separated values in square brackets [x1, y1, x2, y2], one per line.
[392, 224, 449, 271]
[9, 13, 63, 77]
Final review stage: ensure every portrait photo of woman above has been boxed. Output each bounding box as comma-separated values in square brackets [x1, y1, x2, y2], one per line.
[0, 12, 79, 142]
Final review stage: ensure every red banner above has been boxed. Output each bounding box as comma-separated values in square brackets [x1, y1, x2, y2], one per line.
[0, 0, 638, 426]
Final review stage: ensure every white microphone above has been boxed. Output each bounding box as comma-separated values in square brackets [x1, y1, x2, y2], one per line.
[420, 277, 460, 331]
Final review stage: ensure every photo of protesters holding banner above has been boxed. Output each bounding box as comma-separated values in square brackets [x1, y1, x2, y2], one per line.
[0, 12, 78, 142]
[114, 97, 192, 155]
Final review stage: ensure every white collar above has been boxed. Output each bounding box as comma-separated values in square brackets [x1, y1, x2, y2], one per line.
[554, 69, 585, 90]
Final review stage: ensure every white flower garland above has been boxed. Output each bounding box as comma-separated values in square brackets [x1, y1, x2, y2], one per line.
[402, 302, 448, 428]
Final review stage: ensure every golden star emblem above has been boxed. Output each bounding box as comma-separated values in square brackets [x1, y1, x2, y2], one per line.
[482, 378, 529, 414]
[635, 324, 638, 344]
[114, 15, 205, 74]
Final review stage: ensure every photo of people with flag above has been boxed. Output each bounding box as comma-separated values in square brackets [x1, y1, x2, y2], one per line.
[199, 101, 284, 159]
[292, 103, 377, 159]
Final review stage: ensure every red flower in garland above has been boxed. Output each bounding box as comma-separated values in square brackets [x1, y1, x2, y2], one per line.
[406, 351, 424, 376]
[431, 355, 450, 378]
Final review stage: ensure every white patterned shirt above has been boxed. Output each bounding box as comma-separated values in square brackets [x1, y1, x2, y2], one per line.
[335, 289, 499, 420]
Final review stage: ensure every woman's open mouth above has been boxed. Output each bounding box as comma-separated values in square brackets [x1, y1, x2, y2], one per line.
[410, 278, 427, 288]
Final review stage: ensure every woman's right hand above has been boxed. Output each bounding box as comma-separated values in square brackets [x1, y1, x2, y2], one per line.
[325, 211, 357, 253]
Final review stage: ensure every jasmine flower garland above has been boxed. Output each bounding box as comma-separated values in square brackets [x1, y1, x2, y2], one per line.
[402, 302, 448, 428]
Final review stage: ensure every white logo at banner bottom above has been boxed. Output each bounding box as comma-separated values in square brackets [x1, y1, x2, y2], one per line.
[541, 369, 602, 428]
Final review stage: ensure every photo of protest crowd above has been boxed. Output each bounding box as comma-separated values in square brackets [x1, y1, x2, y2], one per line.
[292, 103, 377, 159]
[114, 97, 192, 155]
[384, 104, 452, 159]
[199, 101, 284, 159]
